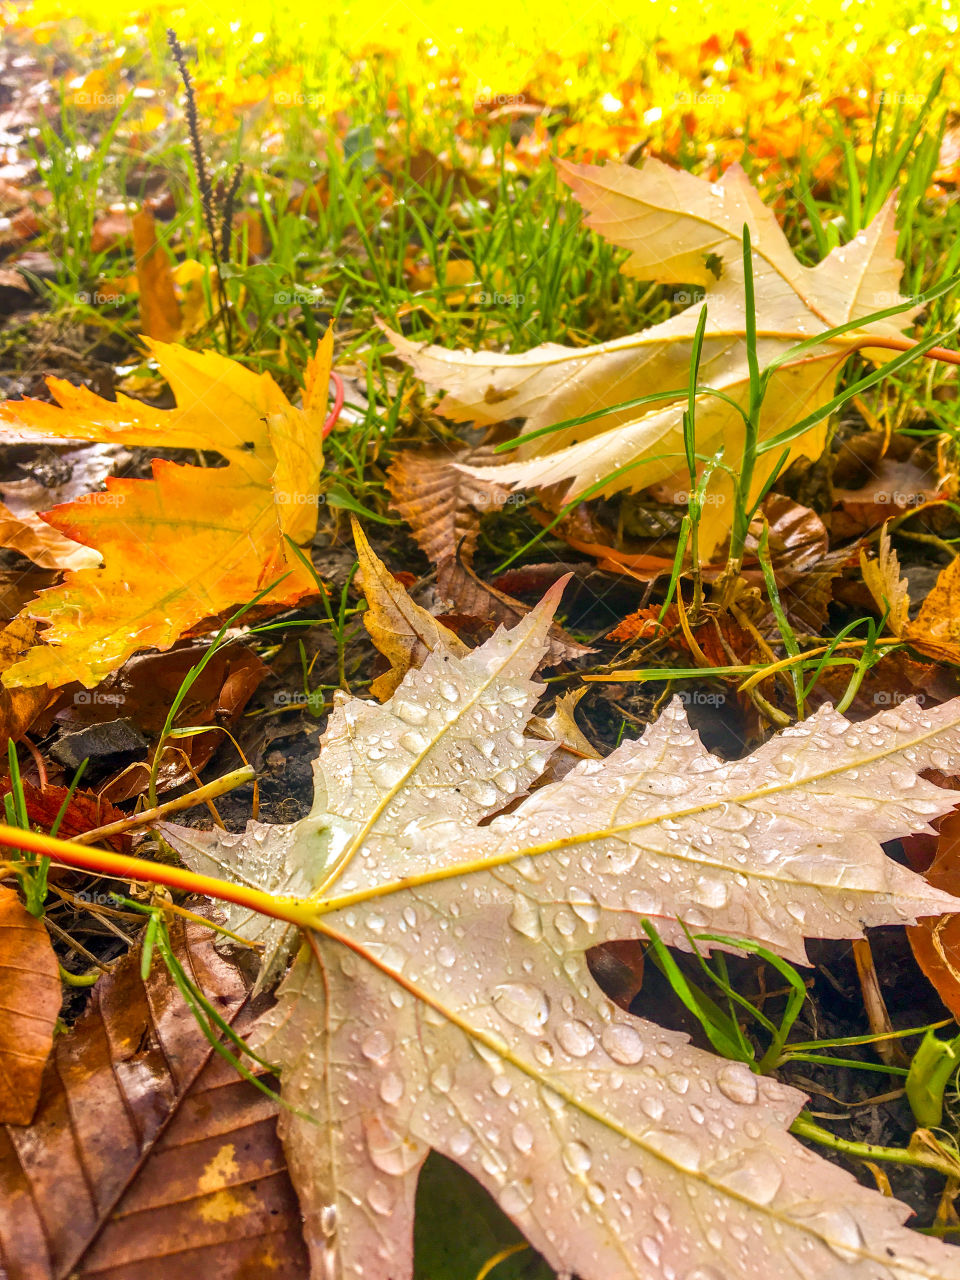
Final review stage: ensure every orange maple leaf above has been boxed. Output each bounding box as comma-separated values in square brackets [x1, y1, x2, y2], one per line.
[0, 334, 333, 689]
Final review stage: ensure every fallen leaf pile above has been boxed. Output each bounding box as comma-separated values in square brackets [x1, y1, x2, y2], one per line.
[388, 157, 918, 558]
[158, 563, 960, 1280]
[0, 333, 333, 690]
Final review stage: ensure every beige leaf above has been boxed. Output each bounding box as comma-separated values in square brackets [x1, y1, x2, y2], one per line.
[385, 442, 512, 567]
[386, 159, 916, 557]
[861, 527, 911, 636]
[0, 500, 100, 571]
[862, 533, 960, 665]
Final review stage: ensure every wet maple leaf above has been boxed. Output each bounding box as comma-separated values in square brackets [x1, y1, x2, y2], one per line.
[164, 574, 960, 1280]
[386, 158, 917, 558]
[0, 334, 333, 689]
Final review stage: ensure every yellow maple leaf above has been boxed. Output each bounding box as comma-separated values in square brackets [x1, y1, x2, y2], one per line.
[0, 333, 333, 689]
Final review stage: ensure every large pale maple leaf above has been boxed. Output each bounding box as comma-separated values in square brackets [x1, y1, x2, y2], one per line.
[163, 569, 960, 1280]
[0, 333, 332, 689]
[386, 157, 916, 557]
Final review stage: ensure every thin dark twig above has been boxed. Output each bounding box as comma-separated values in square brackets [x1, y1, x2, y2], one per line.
[166, 28, 234, 352]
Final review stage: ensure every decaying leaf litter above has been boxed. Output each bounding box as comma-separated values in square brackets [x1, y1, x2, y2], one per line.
[4, 9, 960, 1280]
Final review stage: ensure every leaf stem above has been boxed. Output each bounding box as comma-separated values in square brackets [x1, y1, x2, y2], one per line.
[853, 336, 960, 366]
[791, 1113, 960, 1178]
[0, 823, 321, 932]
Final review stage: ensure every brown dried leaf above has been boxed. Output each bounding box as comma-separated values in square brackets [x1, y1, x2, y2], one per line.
[90, 209, 133, 255]
[832, 434, 942, 537]
[0, 778, 130, 851]
[0, 569, 58, 625]
[529, 504, 679, 580]
[586, 938, 647, 1011]
[386, 444, 511, 567]
[751, 493, 828, 572]
[742, 496, 845, 635]
[381, 146, 488, 204]
[436, 557, 594, 665]
[0, 914, 307, 1278]
[53, 642, 269, 800]
[0, 267, 32, 315]
[862, 534, 960, 664]
[807, 647, 960, 718]
[491, 562, 598, 596]
[609, 602, 758, 666]
[0, 888, 59, 1125]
